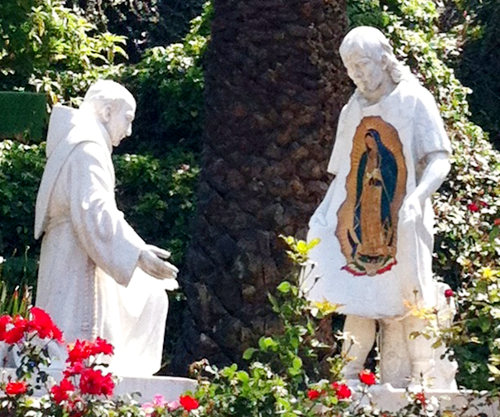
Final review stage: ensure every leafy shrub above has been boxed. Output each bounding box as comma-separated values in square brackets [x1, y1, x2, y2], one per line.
[65, 0, 206, 62]
[119, 1, 212, 153]
[452, 0, 500, 147]
[0, 141, 45, 291]
[114, 148, 199, 267]
[0, 0, 127, 105]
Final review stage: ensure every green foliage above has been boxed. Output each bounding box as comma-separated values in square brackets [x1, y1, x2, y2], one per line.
[0, 278, 31, 317]
[0, 93, 47, 142]
[452, 0, 500, 147]
[0, 141, 45, 291]
[347, 0, 500, 392]
[0, 0, 127, 105]
[114, 148, 199, 266]
[64, 0, 206, 62]
[120, 2, 212, 152]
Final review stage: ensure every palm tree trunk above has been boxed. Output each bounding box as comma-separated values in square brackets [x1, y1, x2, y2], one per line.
[172, 0, 351, 373]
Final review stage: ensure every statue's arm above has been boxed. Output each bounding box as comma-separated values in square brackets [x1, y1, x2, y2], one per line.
[67, 142, 179, 283]
[410, 151, 450, 206]
[137, 246, 178, 280]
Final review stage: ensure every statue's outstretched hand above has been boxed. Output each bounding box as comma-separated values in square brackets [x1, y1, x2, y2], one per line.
[400, 192, 423, 224]
[138, 245, 179, 281]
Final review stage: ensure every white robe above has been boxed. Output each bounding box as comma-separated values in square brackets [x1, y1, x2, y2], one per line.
[304, 79, 452, 318]
[35, 106, 169, 376]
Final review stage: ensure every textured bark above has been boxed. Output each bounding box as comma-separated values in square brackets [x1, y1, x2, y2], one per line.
[172, 0, 351, 373]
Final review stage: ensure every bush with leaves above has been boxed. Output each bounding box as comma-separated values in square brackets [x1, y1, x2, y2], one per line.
[119, 1, 212, 153]
[64, 0, 206, 62]
[0, 141, 45, 290]
[0, 0, 127, 106]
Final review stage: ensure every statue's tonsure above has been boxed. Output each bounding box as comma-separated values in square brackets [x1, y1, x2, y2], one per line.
[35, 80, 178, 376]
[303, 27, 456, 389]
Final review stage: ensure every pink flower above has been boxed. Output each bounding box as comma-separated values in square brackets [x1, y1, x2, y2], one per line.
[358, 369, 376, 385]
[167, 399, 181, 411]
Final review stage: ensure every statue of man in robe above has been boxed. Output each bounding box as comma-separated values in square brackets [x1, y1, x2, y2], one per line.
[34, 80, 179, 376]
[303, 27, 457, 389]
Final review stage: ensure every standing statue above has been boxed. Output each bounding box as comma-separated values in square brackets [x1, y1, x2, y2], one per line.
[34, 80, 179, 376]
[303, 27, 456, 389]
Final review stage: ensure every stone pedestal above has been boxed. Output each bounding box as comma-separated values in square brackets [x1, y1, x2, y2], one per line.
[357, 384, 498, 417]
[114, 374, 197, 402]
[0, 368, 197, 403]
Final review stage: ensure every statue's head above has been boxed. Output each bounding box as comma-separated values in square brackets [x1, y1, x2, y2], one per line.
[339, 26, 408, 98]
[81, 80, 136, 147]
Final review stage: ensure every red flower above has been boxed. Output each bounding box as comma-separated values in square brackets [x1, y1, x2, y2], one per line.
[415, 392, 426, 408]
[3, 316, 28, 344]
[67, 340, 92, 364]
[494, 218, 500, 226]
[358, 369, 376, 385]
[28, 307, 63, 343]
[307, 389, 321, 400]
[51, 378, 75, 404]
[90, 337, 114, 356]
[63, 361, 84, 378]
[79, 368, 114, 396]
[331, 382, 352, 399]
[0, 315, 12, 340]
[467, 202, 479, 212]
[179, 395, 199, 411]
[5, 381, 27, 396]
[444, 289, 454, 298]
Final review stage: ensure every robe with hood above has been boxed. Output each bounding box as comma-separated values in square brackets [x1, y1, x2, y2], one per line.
[35, 105, 171, 376]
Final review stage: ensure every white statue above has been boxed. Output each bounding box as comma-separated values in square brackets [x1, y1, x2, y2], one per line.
[34, 80, 179, 376]
[303, 27, 456, 389]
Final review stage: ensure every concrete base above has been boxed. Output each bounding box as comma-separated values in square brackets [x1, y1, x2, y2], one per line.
[358, 384, 499, 417]
[114, 374, 197, 402]
[2, 367, 498, 415]
[0, 367, 197, 403]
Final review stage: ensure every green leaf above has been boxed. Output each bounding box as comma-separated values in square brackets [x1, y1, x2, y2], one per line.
[243, 347, 256, 360]
[258, 336, 278, 351]
[277, 281, 291, 293]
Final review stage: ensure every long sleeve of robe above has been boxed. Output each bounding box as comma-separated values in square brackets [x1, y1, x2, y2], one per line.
[35, 115, 169, 376]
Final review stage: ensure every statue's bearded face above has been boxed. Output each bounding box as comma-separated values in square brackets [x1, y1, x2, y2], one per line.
[343, 51, 386, 98]
[108, 101, 136, 147]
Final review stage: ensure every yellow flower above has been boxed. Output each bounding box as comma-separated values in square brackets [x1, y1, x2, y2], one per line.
[311, 300, 341, 316]
[481, 267, 498, 281]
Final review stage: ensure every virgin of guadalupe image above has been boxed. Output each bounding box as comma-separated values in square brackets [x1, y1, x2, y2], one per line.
[336, 119, 407, 277]
[347, 129, 398, 275]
